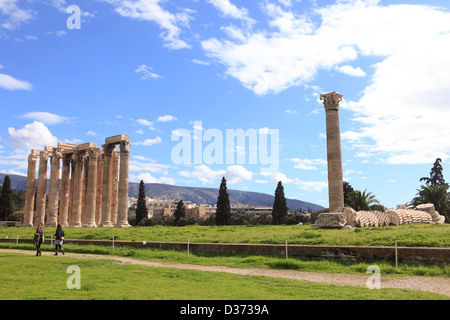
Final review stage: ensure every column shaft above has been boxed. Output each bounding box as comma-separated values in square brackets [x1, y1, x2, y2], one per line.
[58, 154, 71, 227]
[95, 152, 104, 226]
[85, 148, 100, 227]
[321, 92, 344, 212]
[47, 149, 62, 227]
[116, 140, 130, 227]
[100, 145, 114, 227]
[111, 150, 119, 225]
[71, 152, 84, 227]
[23, 151, 38, 227]
[35, 151, 49, 226]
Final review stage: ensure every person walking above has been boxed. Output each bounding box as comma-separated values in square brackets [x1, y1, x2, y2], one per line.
[34, 224, 44, 256]
[54, 224, 65, 256]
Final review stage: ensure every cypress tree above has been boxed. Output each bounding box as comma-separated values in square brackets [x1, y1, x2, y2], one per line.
[272, 181, 287, 225]
[135, 180, 148, 225]
[0, 176, 13, 221]
[174, 200, 186, 226]
[215, 177, 231, 225]
[420, 158, 446, 186]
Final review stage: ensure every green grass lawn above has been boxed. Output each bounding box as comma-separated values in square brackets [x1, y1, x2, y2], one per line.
[1, 242, 448, 278]
[1, 223, 449, 247]
[0, 252, 448, 300]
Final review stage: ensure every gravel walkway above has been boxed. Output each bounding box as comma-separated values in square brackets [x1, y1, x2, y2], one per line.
[2, 249, 449, 297]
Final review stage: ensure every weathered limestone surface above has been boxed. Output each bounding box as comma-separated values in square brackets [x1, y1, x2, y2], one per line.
[314, 203, 444, 229]
[47, 148, 62, 227]
[35, 151, 49, 226]
[23, 150, 39, 227]
[312, 213, 346, 228]
[59, 154, 71, 227]
[116, 140, 131, 228]
[100, 144, 114, 227]
[85, 148, 100, 227]
[321, 92, 344, 212]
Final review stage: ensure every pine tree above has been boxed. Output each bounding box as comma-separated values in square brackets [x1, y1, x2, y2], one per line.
[272, 181, 287, 225]
[215, 177, 231, 225]
[174, 200, 186, 226]
[420, 158, 446, 186]
[0, 176, 13, 221]
[135, 180, 148, 225]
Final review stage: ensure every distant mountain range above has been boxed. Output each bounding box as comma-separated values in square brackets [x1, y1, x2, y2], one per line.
[0, 173, 324, 212]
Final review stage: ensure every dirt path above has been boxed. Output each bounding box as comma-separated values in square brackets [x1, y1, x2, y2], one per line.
[1, 249, 449, 297]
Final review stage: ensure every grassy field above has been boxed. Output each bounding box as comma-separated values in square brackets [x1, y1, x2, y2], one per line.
[0, 252, 448, 300]
[1, 223, 449, 247]
[1, 242, 448, 278]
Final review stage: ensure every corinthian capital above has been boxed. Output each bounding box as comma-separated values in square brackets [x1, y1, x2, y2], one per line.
[120, 140, 131, 153]
[320, 92, 343, 111]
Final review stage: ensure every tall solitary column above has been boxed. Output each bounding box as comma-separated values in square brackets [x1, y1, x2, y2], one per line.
[116, 140, 130, 227]
[47, 148, 62, 227]
[71, 152, 85, 227]
[85, 148, 100, 227]
[321, 92, 344, 212]
[35, 151, 49, 226]
[23, 150, 39, 227]
[59, 154, 71, 227]
[100, 144, 114, 227]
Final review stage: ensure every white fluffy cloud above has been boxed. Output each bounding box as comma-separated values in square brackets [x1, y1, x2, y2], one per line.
[0, 0, 35, 30]
[207, 0, 255, 26]
[130, 172, 175, 185]
[135, 64, 162, 79]
[202, 0, 450, 164]
[0, 73, 32, 91]
[7, 121, 58, 150]
[134, 136, 162, 146]
[291, 158, 327, 170]
[157, 115, 178, 122]
[18, 112, 70, 125]
[180, 164, 252, 184]
[104, 0, 193, 49]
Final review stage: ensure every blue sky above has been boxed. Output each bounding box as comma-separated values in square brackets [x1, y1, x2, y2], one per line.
[1, 0, 450, 209]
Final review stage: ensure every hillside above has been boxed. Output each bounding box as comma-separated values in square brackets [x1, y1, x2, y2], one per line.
[0, 173, 324, 212]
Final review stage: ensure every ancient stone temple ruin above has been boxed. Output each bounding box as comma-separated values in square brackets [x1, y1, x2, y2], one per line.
[22, 135, 130, 228]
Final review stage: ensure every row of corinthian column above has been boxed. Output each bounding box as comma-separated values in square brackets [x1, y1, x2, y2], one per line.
[22, 135, 130, 228]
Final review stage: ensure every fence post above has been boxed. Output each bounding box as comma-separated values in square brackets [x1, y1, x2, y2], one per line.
[395, 240, 398, 270]
[187, 238, 190, 259]
[16, 234, 18, 246]
[285, 239, 288, 260]
[112, 236, 115, 252]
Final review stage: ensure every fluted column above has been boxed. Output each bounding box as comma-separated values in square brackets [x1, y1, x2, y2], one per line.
[321, 92, 344, 212]
[58, 154, 71, 227]
[100, 144, 114, 227]
[68, 155, 76, 225]
[116, 140, 130, 227]
[111, 149, 119, 225]
[81, 156, 89, 224]
[95, 151, 104, 226]
[47, 148, 62, 227]
[71, 152, 85, 227]
[85, 148, 100, 227]
[35, 151, 49, 226]
[23, 151, 38, 227]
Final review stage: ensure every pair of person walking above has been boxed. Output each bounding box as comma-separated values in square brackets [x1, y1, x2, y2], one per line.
[34, 224, 65, 256]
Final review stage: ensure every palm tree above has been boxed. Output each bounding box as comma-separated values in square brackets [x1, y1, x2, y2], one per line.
[346, 189, 380, 211]
[411, 184, 449, 221]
